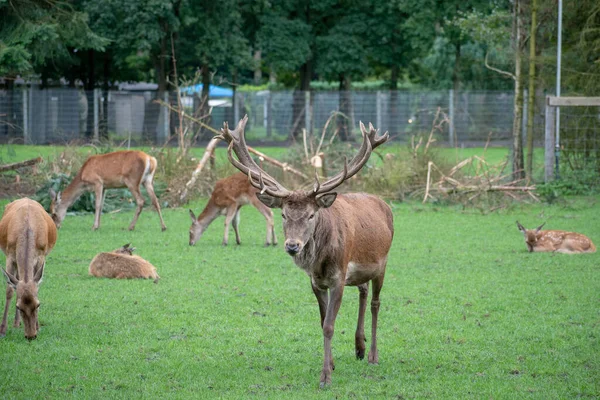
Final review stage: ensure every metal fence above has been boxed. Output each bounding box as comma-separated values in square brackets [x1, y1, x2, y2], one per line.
[0, 88, 546, 147]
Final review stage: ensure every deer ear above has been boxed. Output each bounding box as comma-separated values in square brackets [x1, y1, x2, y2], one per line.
[2, 267, 18, 289]
[535, 222, 546, 232]
[33, 261, 45, 285]
[256, 193, 283, 209]
[316, 193, 337, 209]
[516, 221, 526, 233]
[189, 209, 197, 222]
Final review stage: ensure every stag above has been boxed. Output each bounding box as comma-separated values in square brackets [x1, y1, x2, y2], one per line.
[217, 116, 394, 387]
[516, 221, 596, 253]
[0, 198, 57, 340]
[189, 172, 277, 246]
[49, 150, 167, 231]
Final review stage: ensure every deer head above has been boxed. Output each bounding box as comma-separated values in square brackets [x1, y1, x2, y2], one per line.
[114, 243, 135, 255]
[516, 221, 546, 252]
[2, 262, 45, 340]
[218, 115, 388, 256]
[49, 188, 66, 228]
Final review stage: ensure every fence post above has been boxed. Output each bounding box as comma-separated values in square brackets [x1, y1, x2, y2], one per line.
[522, 89, 528, 144]
[305, 91, 311, 133]
[93, 88, 100, 141]
[544, 95, 556, 182]
[161, 92, 169, 144]
[448, 89, 455, 145]
[266, 91, 272, 138]
[22, 88, 29, 144]
[376, 91, 382, 131]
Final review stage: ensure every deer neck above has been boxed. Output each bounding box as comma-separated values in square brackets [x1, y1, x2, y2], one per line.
[60, 175, 86, 210]
[292, 208, 339, 272]
[196, 202, 222, 228]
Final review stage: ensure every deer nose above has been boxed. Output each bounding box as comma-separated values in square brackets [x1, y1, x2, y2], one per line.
[285, 240, 301, 255]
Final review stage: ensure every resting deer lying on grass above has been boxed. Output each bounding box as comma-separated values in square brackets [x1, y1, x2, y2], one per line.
[516, 221, 596, 253]
[0, 198, 57, 340]
[49, 150, 167, 231]
[89, 243, 159, 283]
[189, 172, 277, 246]
[218, 116, 394, 388]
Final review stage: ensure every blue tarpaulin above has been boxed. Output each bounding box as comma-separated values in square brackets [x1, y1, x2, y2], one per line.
[180, 84, 233, 97]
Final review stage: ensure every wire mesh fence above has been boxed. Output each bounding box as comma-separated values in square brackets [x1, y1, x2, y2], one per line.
[0, 88, 546, 147]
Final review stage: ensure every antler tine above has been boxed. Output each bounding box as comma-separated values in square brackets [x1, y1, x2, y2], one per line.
[219, 115, 291, 198]
[311, 121, 388, 196]
[313, 170, 321, 193]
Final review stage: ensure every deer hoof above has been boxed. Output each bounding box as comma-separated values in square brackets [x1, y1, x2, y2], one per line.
[161, 227, 167, 232]
[356, 349, 365, 360]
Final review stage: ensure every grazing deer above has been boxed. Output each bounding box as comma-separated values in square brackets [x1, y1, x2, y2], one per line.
[49, 150, 167, 231]
[0, 198, 57, 340]
[516, 221, 596, 254]
[89, 243, 159, 283]
[188, 172, 277, 246]
[218, 116, 394, 387]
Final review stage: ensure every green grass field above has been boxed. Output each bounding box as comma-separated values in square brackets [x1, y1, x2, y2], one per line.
[0, 194, 598, 398]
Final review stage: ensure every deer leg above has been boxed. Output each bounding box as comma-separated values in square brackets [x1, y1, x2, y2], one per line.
[143, 180, 167, 231]
[126, 182, 145, 231]
[222, 206, 237, 246]
[92, 184, 104, 230]
[311, 280, 328, 328]
[253, 199, 277, 246]
[355, 283, 369, 360]
[368, 273, 385, 365]
[231, 206, 242, 245]
[1, 258, 16, 336]
[320, 283, 345, 388]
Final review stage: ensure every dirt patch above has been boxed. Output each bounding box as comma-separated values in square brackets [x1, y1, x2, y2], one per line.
[0, 175, 37, 199]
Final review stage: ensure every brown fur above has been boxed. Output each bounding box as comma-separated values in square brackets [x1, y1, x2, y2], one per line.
[188, 173, 276, 246]
[49, 150, 166, 231]
[0, 198, 57, 340]
[89, 244, 159, 283]
[517, 221, 596, 253]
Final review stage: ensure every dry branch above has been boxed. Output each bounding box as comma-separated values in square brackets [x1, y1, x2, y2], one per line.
[0, 157, 42, 173]
[179, 137, 220, 202]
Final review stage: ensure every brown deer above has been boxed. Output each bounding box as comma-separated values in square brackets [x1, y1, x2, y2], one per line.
[188, 172, 277, 246]
[49, 150, 167, 231]
[516, 221, 596, 253]
[0, 198, 57, 340]
[89, 243, 159, 283]
[218, 116, 394, 387]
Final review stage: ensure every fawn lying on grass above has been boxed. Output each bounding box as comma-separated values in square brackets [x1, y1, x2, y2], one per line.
[89, 244, 159, 282]
[516, 221, 596, 254]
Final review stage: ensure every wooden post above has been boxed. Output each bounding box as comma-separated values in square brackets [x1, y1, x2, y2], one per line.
[544, 96, 556, 182]
[22, 88, 29, 144]
[448, 89, 455, 146]
[93, 88, 100, 141]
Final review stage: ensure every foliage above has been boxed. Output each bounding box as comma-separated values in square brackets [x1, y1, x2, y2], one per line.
[536, 168, 600, 204]
[0, 0, 107, 78]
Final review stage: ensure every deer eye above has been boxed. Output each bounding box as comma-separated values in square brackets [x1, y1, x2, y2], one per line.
[308, 214, 315, 220]
[281, 214, 286, 220]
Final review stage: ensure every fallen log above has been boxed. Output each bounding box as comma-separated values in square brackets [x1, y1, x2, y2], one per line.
[0, 157, 42, 173]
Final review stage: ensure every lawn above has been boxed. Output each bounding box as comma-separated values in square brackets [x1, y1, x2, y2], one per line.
[0, 194, 598, 398]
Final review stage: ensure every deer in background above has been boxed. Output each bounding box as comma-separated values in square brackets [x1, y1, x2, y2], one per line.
[49, 150, 167, 231]
[0, 198, 57, 340]
[516, 221, 596, 254]
[89, 243, 159, 283]
[188, 172, 277, 246]
[218, 116, 394, 387]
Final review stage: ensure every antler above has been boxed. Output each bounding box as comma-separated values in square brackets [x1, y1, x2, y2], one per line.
[217, 115, 291, 198]
[310, 121, 388, 196]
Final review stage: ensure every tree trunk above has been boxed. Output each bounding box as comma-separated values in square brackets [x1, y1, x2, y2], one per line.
[291, 61, 311, 140]
[337, 73, 352, 141]
[253, 50, 262, 84]
[101, 51, 110, 140]
[525, 0, 538, 182]
[512, 0, 525, 180]
[200, 64, 212, 140]
[85, 49, 96, 139]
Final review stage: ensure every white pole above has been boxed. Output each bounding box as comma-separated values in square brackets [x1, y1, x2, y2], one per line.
[555, 0, 562, 179]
